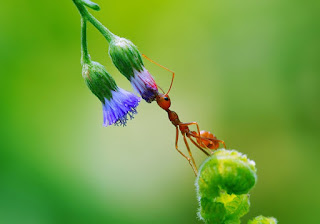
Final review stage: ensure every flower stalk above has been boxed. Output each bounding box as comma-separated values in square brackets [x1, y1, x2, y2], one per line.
[73, 0, 140, 126]
[81, 18, 90, 64]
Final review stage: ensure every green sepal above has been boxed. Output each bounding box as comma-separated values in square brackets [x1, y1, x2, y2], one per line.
[109, 37, 144, 80]
[82, 61, 117, 102]
[247, 216, 278, 224]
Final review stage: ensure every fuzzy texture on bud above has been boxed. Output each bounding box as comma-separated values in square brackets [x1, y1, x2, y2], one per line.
[82, 61, 140, 126]
[109, 37, 158, 103]
[195, 149, 257, 224]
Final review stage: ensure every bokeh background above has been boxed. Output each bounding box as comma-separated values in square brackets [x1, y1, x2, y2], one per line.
[1, 0, 319, 223]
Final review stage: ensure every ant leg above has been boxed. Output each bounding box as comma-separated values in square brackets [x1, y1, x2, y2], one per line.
[142, 54, 175, 94]
[189, 134, 215, 154]
[179, 122, 201, 135]
[180, 123, 226, 149]
[189, 133, 226, 150]
[187, 135, 210, 156]
[180, 122, 212, 151]
[174, 127, 196, 173]
[183, 133, 198, 176]
[217, 140, 227, 149]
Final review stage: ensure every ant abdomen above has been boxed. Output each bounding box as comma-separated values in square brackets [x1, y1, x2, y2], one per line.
[196, 130, 220, 150]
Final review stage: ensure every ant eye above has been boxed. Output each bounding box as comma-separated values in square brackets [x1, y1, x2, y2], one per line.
[164, 97, 169, 101]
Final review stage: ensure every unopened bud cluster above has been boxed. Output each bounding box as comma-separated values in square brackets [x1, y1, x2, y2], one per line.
[196, 149, 277, 224]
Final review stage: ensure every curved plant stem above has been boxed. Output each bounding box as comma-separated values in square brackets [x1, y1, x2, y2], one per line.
[73, 0, 117, 42]
[81, 18, 90, 64]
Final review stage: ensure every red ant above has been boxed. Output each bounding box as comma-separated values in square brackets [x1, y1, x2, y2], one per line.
[142, 54, 226, 176]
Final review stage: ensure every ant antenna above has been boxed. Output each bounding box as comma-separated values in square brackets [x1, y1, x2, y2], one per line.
[142, 54, 175, 95]
[158, 86, 165, 94]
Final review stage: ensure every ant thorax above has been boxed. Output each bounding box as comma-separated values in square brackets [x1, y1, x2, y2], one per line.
[168, 110, 180, 126]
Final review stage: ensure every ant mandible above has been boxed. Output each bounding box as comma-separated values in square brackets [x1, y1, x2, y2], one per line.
[142, 54, 226, 176]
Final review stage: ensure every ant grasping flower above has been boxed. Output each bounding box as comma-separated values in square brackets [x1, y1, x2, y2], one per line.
[142, 54, 226, 176]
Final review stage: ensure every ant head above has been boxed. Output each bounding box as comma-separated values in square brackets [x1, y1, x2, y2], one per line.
[156, 93, 171, 111]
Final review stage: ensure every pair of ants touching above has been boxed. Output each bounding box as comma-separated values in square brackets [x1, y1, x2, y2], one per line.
[142, 54, 226, 176]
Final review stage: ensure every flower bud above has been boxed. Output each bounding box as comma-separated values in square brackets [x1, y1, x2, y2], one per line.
[195, 149, 257, 223]
[248, 216, 278, 224]
[82, 61, 140, 126]
[109, 37, 158, 103]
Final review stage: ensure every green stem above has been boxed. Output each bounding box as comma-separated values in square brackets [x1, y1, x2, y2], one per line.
[72, 0, 117, 42]
[81, 18, 90, 64]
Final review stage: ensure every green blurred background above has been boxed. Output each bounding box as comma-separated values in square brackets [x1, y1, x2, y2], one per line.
[1, 0, 319, 223]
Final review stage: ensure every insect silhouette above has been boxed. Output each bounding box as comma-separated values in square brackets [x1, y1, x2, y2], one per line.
[142, 54, 226, 176]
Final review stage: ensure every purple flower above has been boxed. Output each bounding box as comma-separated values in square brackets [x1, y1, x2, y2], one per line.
[103, 88, 140, 126]
[131, 67, 158, 103]
[82, 61, 140, 126]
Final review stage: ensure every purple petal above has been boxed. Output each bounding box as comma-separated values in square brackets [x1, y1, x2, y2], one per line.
[102, 88, 140, 127]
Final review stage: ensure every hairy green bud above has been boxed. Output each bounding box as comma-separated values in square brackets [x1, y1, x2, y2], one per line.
[248, 216, 278, 224]
[82, 61, 117, 102]
[82, 61, 140, 127]
[109, 37, 144, 80]
[196, 149, 257, 224]
[108, 37, 158, 103]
